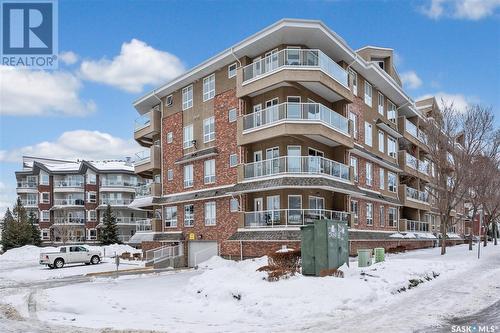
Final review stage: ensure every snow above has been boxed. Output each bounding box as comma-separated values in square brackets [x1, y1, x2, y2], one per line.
[3, 243, 497, 332]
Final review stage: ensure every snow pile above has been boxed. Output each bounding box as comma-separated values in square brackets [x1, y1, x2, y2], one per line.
[85, 244, 141, 257]
[0, 245, 58, 266]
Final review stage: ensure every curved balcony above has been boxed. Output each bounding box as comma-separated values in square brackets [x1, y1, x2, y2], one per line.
[237, 49, 352, 103]
[243, 208, 349, 228]
[53, 198, 85, 206]
[240, 155, 351, 183]
[238, 102, 353, 147]
[99, 198, 134, 207]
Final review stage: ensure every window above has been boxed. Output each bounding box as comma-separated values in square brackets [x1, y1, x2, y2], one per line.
[228, 108, 237, 123]
[203, 74, 215, 101]
[388, 172, 397, 192]
[378, 92, 384, 115]
[365, 122, 372, 146]
[41, 210, 49, 222]
[87, 191, 96, 203]
[204, 159, 215, 184]
[366, 203, 373, 225]
[166, 95, 173, 107]
[351, 200, 359, 225]
[40, 171, 49, 185]
[87, 210, 96, 221]
[349, 111, 358, 139]
[184, 204, 194, 227]
[184, 165, 193, 188]
[378, 130, 385, 153]
[228, 63, 237, 78]
[40, 192, 49, 204]
[388, 136, 397, 158]
[203, 116, 215, 143]
[87, 229, 97, 240]
[229, 154, 238, 167]
[388, 207, 397, 227]
[364, 81, 372, 106]
[349, 69, 358, 96]
[182, 85, 193, 110]
[205, 202, 216, 226]
[366, 162, 373, 186]
[167, 169, 173, 181]
[230, 198, 239, 212]
[388, 101, 396, 123]
[183, 124, 194, 149]
[167, 132, 173, 143]
[379, 168, 385, 190]
[165, 206, 177, 227]
[350, 156, 358, 182]
[87, 172, 96, 185]
[380, 206, 385, 227]
[41, 229, 50, 240]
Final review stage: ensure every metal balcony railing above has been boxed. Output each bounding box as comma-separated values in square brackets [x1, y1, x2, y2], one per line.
[244, 208, 349, 228]
[405, 219, 430, 232]
[242, 102, 349, 134]
[54, 180, 84, 188]
[241, 48, 349, 87]
[405, 152, 418, 170]
[53, 198, 85, 206]
[54, 217, 85, 224]
[406, 186, 429, 203]
[99, 198, 134, 206]
[100, 180, 137, 187]
[243, 156, 350, 182]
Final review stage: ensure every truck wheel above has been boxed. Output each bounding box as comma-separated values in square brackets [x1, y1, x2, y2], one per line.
[54, 258, 64, 269]
[91, 255, 100, 265]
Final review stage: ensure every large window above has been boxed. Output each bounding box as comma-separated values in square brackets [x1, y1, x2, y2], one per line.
[380, 206, 385, 227]
[378, 130, 385, 153]
[204, 159, 215, 184]
[388, 172, 397, 192]
[205, 202, 216, 226]
[203, 74, 215, 101]
[378, 92, 384, 115]
[388, 101, 396, 123]
[349, 69, 358, 96]
[364, 81, 372, 106]
[165, 206, 177, 227]
[87, 191, 96, 203]
[40, 192, 50, 204]
[365, 122, 372, 146]
[388, 136, 397, 158]
[183, 124, 194, 149]
[349, 111, 358, 139]
[41, 210, 50, 222]
[40, 171, 49, 185]
[182, 85, 193, 110]
[203, 116, 215, 143]
[351, 200, 359, 225]
[87, 210, 96, 221]
[366, 203, 373, 225]
[184, 205, 194, 227]
[379, 168, 385, 190]
[350, 156, 358, 182]
[366, 162, 373, 186]
[86, 172, 96, 185]
[184, 165, 193, 188]
[388, 207, 398, 227]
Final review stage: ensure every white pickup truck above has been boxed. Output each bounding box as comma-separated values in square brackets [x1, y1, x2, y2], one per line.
[40, 245, 102, 269]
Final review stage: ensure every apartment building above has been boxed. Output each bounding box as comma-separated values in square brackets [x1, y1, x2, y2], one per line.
[15, 156, 150, 244]
[131, 19, 466, 261]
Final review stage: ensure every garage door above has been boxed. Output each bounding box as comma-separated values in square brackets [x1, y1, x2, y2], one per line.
[188, 241, 218, 267]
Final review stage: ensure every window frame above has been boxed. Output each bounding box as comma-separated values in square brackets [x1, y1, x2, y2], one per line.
[183, 124, 194, 149]
[350, 156, 358, 182]
[167, 169, 173, 181]
[378, 92, 384, 115]
[165, 206, 178, 228]
[204, 201, 216, 226]
[230, 198, 239, 212]
[366, 203, 373, 226]
[228, 108, 237, 123]
[388, 172, 397, 193]
[380, 205, 385, 227]
[182, 85, 193, 110]
[388, 136, 397, 158]
[349, 111, 358, 139]
[228, 63, 237, 78]
[184, 164, 194, 188]
[351, 200, 359, 225]
[366, 162, 373, 186]
[379, 168, 385, 190]
[184, 204, 194, 227]
[203, 116, 215, 143]
[365, 122, 372, 147]
[40, 192, 50, 204]
[202, 74, 215, 101]
[378, 130, 385, 153]
[166, 131, 173, 143]
[229, 154, 238, 167]
[41, 210, 50, 222]
[204, 159, 216, 184]
[364, 81, 372, 107]
[388, 207, 398, 227]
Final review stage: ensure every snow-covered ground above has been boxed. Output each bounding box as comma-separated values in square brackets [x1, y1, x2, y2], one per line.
[1, 243, 499, 332]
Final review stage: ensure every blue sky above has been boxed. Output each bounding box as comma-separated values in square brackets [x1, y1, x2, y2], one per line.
[1, 0, 499, 215]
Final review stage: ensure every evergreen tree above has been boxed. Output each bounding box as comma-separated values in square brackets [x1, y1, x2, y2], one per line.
[12, 197, 33, 246]
[99, 205, 119, 245]
[1, 208, 16, 251]
[28, 211, 42, 246]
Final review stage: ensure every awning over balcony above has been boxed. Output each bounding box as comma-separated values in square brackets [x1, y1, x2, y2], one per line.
[129, 196, 154, 209]
[128, 231, 183, 245]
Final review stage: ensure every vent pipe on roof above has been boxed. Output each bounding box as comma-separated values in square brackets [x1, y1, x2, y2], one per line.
[125, 157, 132, 166]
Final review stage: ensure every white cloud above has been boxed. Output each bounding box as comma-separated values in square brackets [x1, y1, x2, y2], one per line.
[59, 51, 79, 65]
[401, 71, 423, 89]
[421, 0, 500, 20]
[79, 39, 185, 93]
[0, 130, 141, 163]
[0, 66, 96, 116]
[418, 92, 477, 112]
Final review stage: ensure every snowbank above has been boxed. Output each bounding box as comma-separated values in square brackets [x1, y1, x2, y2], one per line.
[0, 245, 58, 264]
[85, 244, 141, 257]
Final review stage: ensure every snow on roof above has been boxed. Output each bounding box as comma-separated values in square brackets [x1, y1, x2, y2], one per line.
[24, 157, 135, 173]
[43, 162, 80, 172]
[88, 160, 134, 172]
[129, 196, 154, 209]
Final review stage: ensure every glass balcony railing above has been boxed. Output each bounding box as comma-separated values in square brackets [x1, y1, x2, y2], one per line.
[242, 102, 349, 134]
[136, 219, 152, 232]
[54, 179, 84, 188]
[134, 112, 152, 131]
[405, 219, 430, 232]
[99, 198, 134, 206]
[100, 180, 137, 187]
[53, 198, 85, 206]
[243, 156, 350, 182]
[406, 186, 429, 203]
[242, 48, 349, 88]
[17, 181, 38, 188]
[418, 160, 430, 175]
[405, 153, 418, 170]
[21, 199, 38, 206]
[54, 217, 85, 224]
[134, 150, 151, 166]
[244, 209, 349, 228]
[135, 183, 156, 197]
[405, 118, 427, 144]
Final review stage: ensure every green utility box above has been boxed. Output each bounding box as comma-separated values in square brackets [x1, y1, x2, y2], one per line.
[374, 247, 385, 263]
[300, 220, 349, 276]
[357, 249, 372, 267]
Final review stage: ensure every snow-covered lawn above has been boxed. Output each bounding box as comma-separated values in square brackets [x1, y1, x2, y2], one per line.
[1, 243, 498, 333]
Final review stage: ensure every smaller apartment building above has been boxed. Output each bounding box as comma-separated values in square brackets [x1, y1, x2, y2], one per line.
[15, 156, 151, 244]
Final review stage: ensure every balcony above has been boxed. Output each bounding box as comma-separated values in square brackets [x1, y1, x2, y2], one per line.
[20, 199, 38, 207]
[134, 145, 161, 178]
[135, 182, 161, 198]
[136, 219, 152, 232]
[100, 180, 138, 193]
[237, 49, 352, 103]
[399, 117, 428, 149]
[54, 217, 85, 225]
[54, 179, 84, 193]
[238, 102, 353, 147]
[240, 156, 351, 183]
[400, 219, 430, 233]
[399, 185, 430, 211]
[16, 180, 38, 193]
[243, 209, 349, 228]
[99, 198, 134, 206]
[134, 110, 161, 147]
[99, 216, 144, 225]
[53, 198, 85, 206]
